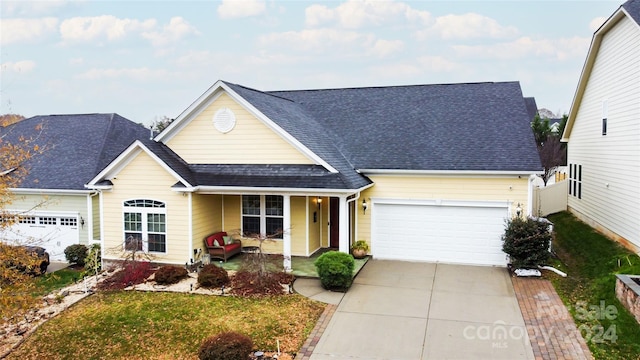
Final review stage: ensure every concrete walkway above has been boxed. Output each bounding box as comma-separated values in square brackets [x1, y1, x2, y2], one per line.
[294, 260, 534, 360]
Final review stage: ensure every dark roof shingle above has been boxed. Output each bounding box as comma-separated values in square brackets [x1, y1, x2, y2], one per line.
[2, 114, 150, 190]
[266, 82, 541, 172]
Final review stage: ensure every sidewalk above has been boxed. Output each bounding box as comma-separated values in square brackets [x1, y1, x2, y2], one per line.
[512, 277, 593, 360]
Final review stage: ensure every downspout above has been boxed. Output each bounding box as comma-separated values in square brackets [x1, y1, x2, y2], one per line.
[88, 190, 99, 244]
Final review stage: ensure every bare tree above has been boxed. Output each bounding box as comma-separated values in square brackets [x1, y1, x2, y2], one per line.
[538, 134, 566, 186]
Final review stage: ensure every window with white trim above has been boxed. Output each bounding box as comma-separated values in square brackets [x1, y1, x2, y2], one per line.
[569, 164, 582, 199]
[39, 217, 57, 225]
[123, 199, 166, 253]
[242, 195, 283, 239]
[19, 216, 36, 224]
[60, 217, 77, 227]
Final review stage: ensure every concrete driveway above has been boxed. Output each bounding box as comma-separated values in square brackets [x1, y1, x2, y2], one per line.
[309, 260, 534, 360]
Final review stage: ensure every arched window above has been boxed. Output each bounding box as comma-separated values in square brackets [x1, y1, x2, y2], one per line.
[123, 199, 166, 253]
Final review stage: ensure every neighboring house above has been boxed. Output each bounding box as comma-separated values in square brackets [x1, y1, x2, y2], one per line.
[0, 114, 150, 260]
[87, 80, 541, 268]
[562, 0, 640, 252]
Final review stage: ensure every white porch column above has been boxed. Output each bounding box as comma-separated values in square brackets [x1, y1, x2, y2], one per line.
[283, 194, 292, 272]
[338, 195, 349, 253]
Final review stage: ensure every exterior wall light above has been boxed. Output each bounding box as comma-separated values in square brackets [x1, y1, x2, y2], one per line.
[362, 199, 368, 214]
[516, 203, 522, 218]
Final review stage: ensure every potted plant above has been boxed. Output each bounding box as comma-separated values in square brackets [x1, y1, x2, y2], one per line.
[351, 240, 370, 259]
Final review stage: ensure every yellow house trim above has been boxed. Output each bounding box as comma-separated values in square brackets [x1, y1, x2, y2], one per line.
[86, 140, 190, 189]
[154, 80, 338, 173]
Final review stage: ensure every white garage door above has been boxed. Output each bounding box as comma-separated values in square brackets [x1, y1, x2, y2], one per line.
[1, 213, 80, 261]
[372, 201, 509, 266]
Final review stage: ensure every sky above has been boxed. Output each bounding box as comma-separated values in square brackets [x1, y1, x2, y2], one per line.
[0, 0, 622, 126]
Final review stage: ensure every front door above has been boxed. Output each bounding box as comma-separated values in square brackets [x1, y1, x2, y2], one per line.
[329, 197, 339, 248]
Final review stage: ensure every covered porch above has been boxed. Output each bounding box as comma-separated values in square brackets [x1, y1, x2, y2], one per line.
[188, 191, 365, 271]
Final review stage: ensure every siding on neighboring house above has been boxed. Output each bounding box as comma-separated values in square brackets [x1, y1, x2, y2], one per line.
[101, 151, 190, 264]
[9, 193, 90, 244]
[92, 194, 100, 242]
[165, 92, 313, 165]
[567, 15, 640, 250]
[358, 175, 530, 245]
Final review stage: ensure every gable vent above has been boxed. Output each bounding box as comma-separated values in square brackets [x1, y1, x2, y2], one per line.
[213, 107, 236, 133]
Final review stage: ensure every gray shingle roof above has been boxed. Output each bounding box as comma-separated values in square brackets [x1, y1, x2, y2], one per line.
[265, 82, 541, 172]
[189, 164, 353, 189]
[623, 0, 640, 24]
[2, 114, 150, 190]
[524, 97, 538, 121]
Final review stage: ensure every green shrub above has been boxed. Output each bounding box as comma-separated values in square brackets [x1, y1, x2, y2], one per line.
[314, 251, 354, 291]
[154, 265, 188, 285]
[502, 217, 552, 268]
[198, 264, 229, 288]
[198, 331, 253, 360]
[64, 244, 88, 266]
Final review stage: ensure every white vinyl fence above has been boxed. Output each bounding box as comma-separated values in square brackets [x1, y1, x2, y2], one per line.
[533, 180, 568, 217]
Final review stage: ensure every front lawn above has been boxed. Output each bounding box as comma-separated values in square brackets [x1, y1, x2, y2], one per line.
[33, 268, 84, 296]
[547, 212, 640, 359]
[8, 291, 325, 359]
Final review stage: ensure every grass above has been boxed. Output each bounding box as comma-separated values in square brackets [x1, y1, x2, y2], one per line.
[32, 268, 84, 296]
[8, 291, 325, 359]
[547, 212, 640, 359]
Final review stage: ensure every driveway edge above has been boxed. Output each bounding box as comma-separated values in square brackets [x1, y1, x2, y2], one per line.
[295, 304, 337, 360]
[512, 277, 593, 360]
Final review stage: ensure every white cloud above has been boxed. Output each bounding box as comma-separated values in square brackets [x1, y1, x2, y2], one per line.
[589, 16, 607, 32]
[75, 67, 172, 81]
[305, 0, 430, 29]
[142, 17, 200, 47]
[218, 0, 266, 19]
[1, 18, 58, 45]
[259, 28, 376, 54]
[369, 39, 404, 58]
[453, 36, 590, 61]
[59, 15, 156, 43]
[424, 13, 518, 40]
[0, 60, 37, 75]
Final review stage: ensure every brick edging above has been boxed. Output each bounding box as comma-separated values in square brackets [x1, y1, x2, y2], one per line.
[295, 304, 337, 360]
[511, 277, 593, 360]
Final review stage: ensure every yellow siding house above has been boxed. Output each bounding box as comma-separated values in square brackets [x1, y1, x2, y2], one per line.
[88, 80, 542, 268]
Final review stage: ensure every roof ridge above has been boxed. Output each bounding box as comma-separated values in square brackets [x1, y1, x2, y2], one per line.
[224, 81, 295, 103]
[267, 81, 520, 94]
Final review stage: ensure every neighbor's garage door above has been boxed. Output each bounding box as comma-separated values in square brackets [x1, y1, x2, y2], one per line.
[1, 213, 80, 261]
[372, 201, 508, 266]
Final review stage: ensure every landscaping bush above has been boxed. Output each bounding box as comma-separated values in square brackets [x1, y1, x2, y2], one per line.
[97, 261, 153, 290]
[231, 270, 294, 296]
[154, 265, 188, 285]
[502, 217, 552, 269]
[64, 244, 88, 266]
[198, 331, 253, 360]
[82, 244, 101, 277]
[314, 251, 354, 291]
[198, 264, 229, 288]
